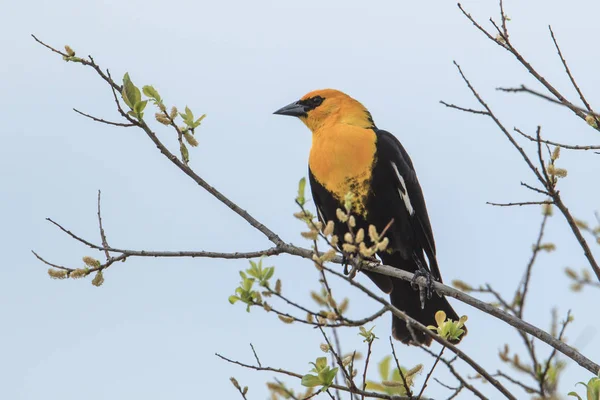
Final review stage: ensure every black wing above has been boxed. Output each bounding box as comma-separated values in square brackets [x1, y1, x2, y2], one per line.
[371, 129, 441, 281]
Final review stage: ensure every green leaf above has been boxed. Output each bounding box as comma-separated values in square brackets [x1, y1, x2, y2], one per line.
[193, 114, 206, 128]
[567, 392, 582, 400]
[228, 295, 240, 304]
[587, 377, 600, 400]
[142, 85, 161, 102]
[379, 356, 391, 380]
[134, 100, 148, 117]
[179, 106, 195, 127]
[122, 73, 141, 110]
[264, 266, 275, 281]
[365, 382, 386, 392]
[301, 374, 321, 388]
[297, 177, 306, 205]
[315, 357, 328, 371]
[180, 142, 189, 163]
[322, 367, 338, 387]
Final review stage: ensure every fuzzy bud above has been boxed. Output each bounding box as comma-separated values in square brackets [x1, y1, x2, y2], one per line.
[326, 294, 337, 309]
[342, 243, 357, 253]
[275, 279, 282, 294]
[537, 243, 556, 252]
[91, 271, 104, 287]
[323, 221, 335, 236]
[70, 268, 87, 279]
[355, 228, 365, 244]
[368, 225, 379, 242]
[551, 146, 560, 161]
[301, 230, 319, 240]
[184, 132, 199, 147]
[585, 114, 598, 128]
[170, 106, 178, 120]
[348, 215, 356, 228]
[47, 268, 68, 279]
[230, 377, 240, 390]
[320, 343, 330, 353]
[342, 355, 353, 367]
[406, 364, 424, 377]
[82, 256, 99, 268]
[330, 235, 339, 247]
[564, 268, 578, 279]
[344, 232, 354, 243]
[293, 211, 306, 220]
[310, 292, 327, 306]
[336, 208, 348, 223]
[278, 315, 294, 324]
[155, 112, 171, 125]
[321, 249, 337, 262]
[359, 242, 376, 257]
[339, 298, 349, 313]
[451, 280, 472, 292]
[376, 237, 389, 251]
[64, 45, 75, 56]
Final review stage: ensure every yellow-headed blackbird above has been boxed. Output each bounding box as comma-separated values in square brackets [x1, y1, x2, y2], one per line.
[275, 89, 464, 345]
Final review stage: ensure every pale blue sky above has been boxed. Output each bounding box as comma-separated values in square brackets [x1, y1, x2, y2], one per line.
[2, 0, 600, 399]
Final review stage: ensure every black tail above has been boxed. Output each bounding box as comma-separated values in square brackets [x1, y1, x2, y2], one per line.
[381, 253, 465, 346]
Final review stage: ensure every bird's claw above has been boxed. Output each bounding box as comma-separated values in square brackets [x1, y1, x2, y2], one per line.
[342, 255, 350, 275]
[411, 267, 434, 309]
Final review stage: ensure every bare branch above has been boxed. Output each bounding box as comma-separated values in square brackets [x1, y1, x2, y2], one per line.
[548, 26, 597, 119]
[390, 337, 413, 398]
[418, 347, 445, 399]
[97, 191, 111, 261]
[439, 101, 489, 116]
[421, 347, 488, 400]
[73, 108, 135, 127]
[486, 201, 552, 207]
[513, 127, 600, 151]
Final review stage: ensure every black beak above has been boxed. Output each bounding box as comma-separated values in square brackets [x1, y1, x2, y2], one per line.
[273, 101, 308, 117]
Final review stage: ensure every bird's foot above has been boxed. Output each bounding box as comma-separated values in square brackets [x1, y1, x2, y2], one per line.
[411, 266, 434, 309]
[344, 255, 377, 280]
[342, 255, 350, 275]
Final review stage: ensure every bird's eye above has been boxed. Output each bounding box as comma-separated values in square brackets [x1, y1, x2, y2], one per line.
[311, 96, 323, 107]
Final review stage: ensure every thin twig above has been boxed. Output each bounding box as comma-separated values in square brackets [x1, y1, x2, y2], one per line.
[97, 191, 111, 261]
[494, 371, 541, 396]
[390, 337, 413, 398]
[360, 340, 373, 400]
[548, 26, 598, 122]
[421, 347, 488, 400]
[514, 127, 600, 151]
[250, 343, 262, 368]
[486, 201, 552, 207]
[73, 108, 135, 127]
[518, 213, 549, 318]
[418, 347, 445, 399]
[439, 101, 489, 115]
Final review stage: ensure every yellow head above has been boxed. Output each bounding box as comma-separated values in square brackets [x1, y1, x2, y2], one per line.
[274, 89, 375, 132]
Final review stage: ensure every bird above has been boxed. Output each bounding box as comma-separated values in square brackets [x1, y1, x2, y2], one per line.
[274, 89, 465, 345]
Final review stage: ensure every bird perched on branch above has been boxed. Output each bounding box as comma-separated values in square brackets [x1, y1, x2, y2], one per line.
[274, 89, 465, 345]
